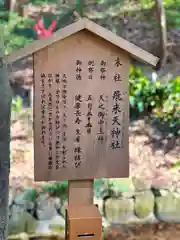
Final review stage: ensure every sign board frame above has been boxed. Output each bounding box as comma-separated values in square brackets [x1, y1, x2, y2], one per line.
[33, 29, 130, 181]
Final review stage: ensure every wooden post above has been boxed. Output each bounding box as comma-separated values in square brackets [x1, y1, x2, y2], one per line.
[68, 179, 94, 205]
[66, 179, 102, 240]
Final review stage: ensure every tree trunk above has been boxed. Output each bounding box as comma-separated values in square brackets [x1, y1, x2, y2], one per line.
[0, 35, 12, 239]
[4, 0, 11, 11]
[5, 0, 25, 18]
[155, 0, 167, 70]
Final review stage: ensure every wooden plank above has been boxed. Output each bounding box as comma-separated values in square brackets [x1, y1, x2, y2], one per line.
[33, 30, 129, 181]
[68, 180, 94, 205]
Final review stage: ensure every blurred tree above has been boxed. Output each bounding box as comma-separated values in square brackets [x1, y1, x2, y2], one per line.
[155, 0, 167, 70]
[4, 0, 28, 18]
[0, 28, 12, 239]
[4, 0, 11, 11]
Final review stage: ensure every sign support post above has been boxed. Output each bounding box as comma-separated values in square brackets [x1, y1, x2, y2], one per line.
[68, 179, 94, 205]
[66, 179, 102, 240]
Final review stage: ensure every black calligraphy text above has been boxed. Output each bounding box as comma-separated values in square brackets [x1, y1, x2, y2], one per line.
[74, 94, 83, 168]
[61, 74, 68, 168]
[40, 73, 46, 147]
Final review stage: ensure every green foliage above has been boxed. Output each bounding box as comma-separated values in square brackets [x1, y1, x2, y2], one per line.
[41, 181, 68, 202]
[129, 67, 165, 113]
[12, 96, 23, 113]
[28, 0, 64, 6]
[18, 179, 105, 203]
[11, 96, 23, 123]
[165, 6, 180, 28]
[129, 66, 180, 134]
[39, 179, 105, 199]
[172, 159, 180, 168]
[157, 77, 180, 129]
[1, 11, 34, 55]
[35, 179, 131, 201]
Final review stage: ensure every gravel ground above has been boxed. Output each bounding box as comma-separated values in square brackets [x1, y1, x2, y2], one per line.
[104, 223, 180, 240]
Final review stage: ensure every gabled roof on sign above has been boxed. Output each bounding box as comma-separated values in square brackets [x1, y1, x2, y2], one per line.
[5, 17, 159, 66]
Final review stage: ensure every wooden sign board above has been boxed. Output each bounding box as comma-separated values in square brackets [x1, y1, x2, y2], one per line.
[33, 29, 130, 181]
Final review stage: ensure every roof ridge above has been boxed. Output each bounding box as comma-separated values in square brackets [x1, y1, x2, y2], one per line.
[4, 18, 158, 67]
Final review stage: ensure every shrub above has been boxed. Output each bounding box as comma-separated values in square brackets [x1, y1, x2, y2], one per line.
[1, 11, 35, 55]
[129, 66, 180, 134]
